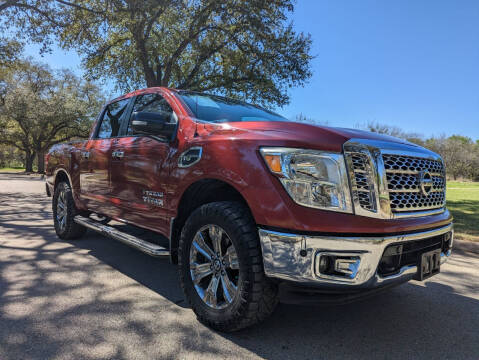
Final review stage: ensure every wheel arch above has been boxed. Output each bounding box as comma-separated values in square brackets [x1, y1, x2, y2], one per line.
[169, 178, 254, 264]
[54, 168, 72, 189]
[53, 168, 82, 205]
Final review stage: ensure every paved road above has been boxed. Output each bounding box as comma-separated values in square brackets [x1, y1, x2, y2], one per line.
[0, 173, 478, 360]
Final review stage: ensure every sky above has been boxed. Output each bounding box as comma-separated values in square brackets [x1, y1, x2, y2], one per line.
[24, 0, 479, 139]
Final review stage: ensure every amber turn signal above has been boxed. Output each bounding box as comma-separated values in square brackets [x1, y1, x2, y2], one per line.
[263, 154, 282, 173]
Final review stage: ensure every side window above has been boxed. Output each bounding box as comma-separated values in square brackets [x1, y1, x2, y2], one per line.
[97, 99, 130, 139]
[127, 93, 177, 135]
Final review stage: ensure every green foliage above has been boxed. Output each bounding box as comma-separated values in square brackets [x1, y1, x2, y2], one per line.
[448, 135, 473, 145]
[0, 58, 104, 171]
[0, 143, 23, 168]
[426, 136, 479, 181]
[1, 0, 313, 107]
[0, 38, 23, 67]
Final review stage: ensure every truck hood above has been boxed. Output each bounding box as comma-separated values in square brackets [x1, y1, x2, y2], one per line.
[200, 121, 417, 152]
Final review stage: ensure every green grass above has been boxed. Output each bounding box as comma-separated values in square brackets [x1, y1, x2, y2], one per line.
[447, 181, 479, 242]
[0, 166, 26, 173]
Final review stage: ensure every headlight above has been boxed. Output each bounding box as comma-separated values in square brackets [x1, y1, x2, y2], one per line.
[260, 147, 353, 213]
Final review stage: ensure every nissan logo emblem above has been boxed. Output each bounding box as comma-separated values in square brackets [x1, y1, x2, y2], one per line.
[419, 170, 433, 196]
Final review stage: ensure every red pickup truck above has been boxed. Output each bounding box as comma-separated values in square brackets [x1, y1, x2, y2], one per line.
[46, 87, 453, 331]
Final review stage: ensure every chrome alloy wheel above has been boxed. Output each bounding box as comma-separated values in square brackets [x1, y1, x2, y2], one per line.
[56, 188, 67, 231]
[189, 224, 240, 309]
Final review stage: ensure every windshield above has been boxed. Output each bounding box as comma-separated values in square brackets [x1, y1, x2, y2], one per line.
[176, 91, 287, 123]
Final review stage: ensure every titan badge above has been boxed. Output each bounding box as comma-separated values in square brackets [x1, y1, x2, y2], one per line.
[142, 190, 164, 207]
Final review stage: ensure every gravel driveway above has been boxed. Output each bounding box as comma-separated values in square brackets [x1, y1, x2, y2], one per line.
[0, 173, 478, 360]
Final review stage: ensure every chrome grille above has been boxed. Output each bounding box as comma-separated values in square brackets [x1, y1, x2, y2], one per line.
[344, 139, 446, 219]
[382, 154, 446, 212]
[386, 173, 444, 192]
[347, 153, 376, 211]
[389, 191, 445, 211]
[383, 155, 444, 173]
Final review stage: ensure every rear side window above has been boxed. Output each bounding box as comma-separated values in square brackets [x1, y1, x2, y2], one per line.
[127, 93, 177, 135]
[97, 98, 130, 139]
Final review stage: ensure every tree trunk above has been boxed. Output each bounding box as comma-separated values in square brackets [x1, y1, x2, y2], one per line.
[37, 150, 45, 173]
[25, 151, 35, 173]
[134, 36, 159, 87]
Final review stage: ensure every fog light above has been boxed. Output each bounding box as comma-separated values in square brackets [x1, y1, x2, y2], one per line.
[334, 258, 360, 279]
[315, 253, 361, 280]
[318, 255, 330, 273]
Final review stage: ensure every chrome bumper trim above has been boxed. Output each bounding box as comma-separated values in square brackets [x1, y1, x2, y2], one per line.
[392, 207, 446, 218]
[258, 223, 453, 288]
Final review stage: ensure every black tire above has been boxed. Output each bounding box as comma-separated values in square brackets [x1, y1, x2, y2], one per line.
[53, 181, 86, 240]
[179, 201, 278, 332]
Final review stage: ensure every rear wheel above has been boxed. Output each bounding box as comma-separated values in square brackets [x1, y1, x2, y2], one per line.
[53, 181, 86, 240]
[179, 201, 278, 332]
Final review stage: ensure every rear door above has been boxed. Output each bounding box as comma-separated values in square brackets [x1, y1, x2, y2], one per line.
[109, 92, 177, 234]
[79, 98, 131, 214]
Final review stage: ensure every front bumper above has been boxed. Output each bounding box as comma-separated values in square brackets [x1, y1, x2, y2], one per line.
[259, 223, 453, 290]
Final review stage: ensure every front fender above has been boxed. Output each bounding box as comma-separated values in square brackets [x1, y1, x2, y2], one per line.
[169, 137, 301, 230]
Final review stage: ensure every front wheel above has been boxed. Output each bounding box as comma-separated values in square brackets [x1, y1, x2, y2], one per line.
[53, 181, 86, 240]
[179, 201, 278, 332]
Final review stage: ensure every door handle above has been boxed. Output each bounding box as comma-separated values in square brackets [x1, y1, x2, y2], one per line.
[82, 151, 90, 159]
[112, 151, 124, 159]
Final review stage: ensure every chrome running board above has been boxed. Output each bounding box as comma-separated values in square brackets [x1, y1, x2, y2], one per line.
[74, 215, 170, 257]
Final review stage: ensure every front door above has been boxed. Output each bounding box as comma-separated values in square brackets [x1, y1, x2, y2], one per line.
[79, 98, 130, 214]
[110, 92, 176, 235]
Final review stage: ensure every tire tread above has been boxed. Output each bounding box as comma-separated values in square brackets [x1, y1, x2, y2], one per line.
[178, 201, 278, 332]
[53, 182, 86, 240]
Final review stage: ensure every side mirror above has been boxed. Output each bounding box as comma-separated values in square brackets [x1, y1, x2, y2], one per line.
[130, 111, 176, 139]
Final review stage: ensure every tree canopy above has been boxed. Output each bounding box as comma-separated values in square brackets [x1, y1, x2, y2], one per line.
[0, 59, 104, 172]
[1, 0, 313, 107]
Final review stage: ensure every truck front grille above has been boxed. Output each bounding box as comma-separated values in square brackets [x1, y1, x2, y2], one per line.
[344, 139, 446, 219]
[383, 154, 446, 213]
[348, 153, 375, 212]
